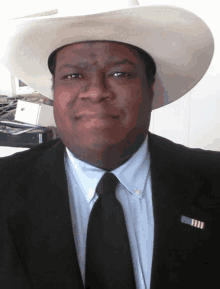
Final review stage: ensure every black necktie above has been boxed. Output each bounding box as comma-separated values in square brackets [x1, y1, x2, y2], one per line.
[85, 172, 136, 289]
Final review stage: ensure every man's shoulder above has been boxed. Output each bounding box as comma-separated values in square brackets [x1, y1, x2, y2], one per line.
[149, 132, 220, 172]
[0, 138, 62, 175]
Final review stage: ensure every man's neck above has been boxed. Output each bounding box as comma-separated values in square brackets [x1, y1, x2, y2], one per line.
[66, 132, 147, 171]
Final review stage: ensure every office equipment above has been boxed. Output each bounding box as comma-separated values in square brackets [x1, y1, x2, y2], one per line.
[0, 128, 55, 148]
[15, 100, 56, 127]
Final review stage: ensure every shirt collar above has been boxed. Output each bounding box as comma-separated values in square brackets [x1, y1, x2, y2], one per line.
[65, 135, 150, 203]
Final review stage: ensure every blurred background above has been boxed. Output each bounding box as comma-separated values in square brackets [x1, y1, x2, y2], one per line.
[0, 0, 219, 156]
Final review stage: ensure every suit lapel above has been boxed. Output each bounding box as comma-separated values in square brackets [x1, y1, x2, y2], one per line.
[8, 139, 84, 288]
[148, 132, 213, 288]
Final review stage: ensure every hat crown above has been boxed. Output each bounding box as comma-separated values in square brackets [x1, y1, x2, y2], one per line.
[58, 0, 139, 17]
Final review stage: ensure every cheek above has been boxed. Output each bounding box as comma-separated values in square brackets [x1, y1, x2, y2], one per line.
[118, 87, 144, 121]
[54, 88, 73, 110]
[125, 101, 142, 125]
[53, 91, 73, 129]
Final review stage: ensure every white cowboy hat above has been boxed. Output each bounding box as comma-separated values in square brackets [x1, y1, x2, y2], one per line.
[0, 0, 214, 109]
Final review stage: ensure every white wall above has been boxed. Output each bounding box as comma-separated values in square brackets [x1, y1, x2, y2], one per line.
[0, 63, 14, 97]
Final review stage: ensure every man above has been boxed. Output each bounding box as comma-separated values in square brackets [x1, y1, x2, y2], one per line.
[0, 1, 220, 288]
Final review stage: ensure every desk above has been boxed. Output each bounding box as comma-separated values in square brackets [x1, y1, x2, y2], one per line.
[0, 146, 29, 157]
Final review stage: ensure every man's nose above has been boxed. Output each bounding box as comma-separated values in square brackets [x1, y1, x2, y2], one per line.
[79, 74, 113, 102]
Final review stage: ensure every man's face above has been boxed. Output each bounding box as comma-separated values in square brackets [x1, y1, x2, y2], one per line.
[53, 41, 153, 154]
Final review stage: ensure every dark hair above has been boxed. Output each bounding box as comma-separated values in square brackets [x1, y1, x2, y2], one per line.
[48, 42, 156, 92]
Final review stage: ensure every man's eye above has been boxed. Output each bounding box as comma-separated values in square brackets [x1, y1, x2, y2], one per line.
[63, 74, 83, 79]
[112, 72, 131, 77]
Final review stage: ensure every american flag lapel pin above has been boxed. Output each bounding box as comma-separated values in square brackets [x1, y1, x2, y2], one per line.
[181, 215, 205, 229]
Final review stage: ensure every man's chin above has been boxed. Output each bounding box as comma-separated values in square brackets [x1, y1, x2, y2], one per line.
[73, 138, 119, 150]
[62, 133, 125, 152]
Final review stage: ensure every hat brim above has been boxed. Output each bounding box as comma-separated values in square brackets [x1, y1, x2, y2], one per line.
[0, 5, 214, 109]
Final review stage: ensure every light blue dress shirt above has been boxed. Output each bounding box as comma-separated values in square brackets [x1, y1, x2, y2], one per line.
[64, 135, 154, 289]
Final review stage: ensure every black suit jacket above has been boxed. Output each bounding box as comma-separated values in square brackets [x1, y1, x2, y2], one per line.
[1, 132, 220, 288]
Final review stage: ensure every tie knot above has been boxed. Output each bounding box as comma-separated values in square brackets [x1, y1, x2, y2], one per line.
[96, 173, 118, 197]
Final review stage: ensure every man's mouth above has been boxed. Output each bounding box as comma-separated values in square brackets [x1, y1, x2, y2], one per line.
[75, 111, 119, 121]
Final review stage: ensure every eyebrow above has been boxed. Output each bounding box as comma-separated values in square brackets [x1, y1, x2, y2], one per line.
[111, 59, 137, 68]
[57, 59, 137, 72]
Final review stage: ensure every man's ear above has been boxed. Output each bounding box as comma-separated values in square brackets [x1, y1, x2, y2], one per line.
[150, 81, 155, 100]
